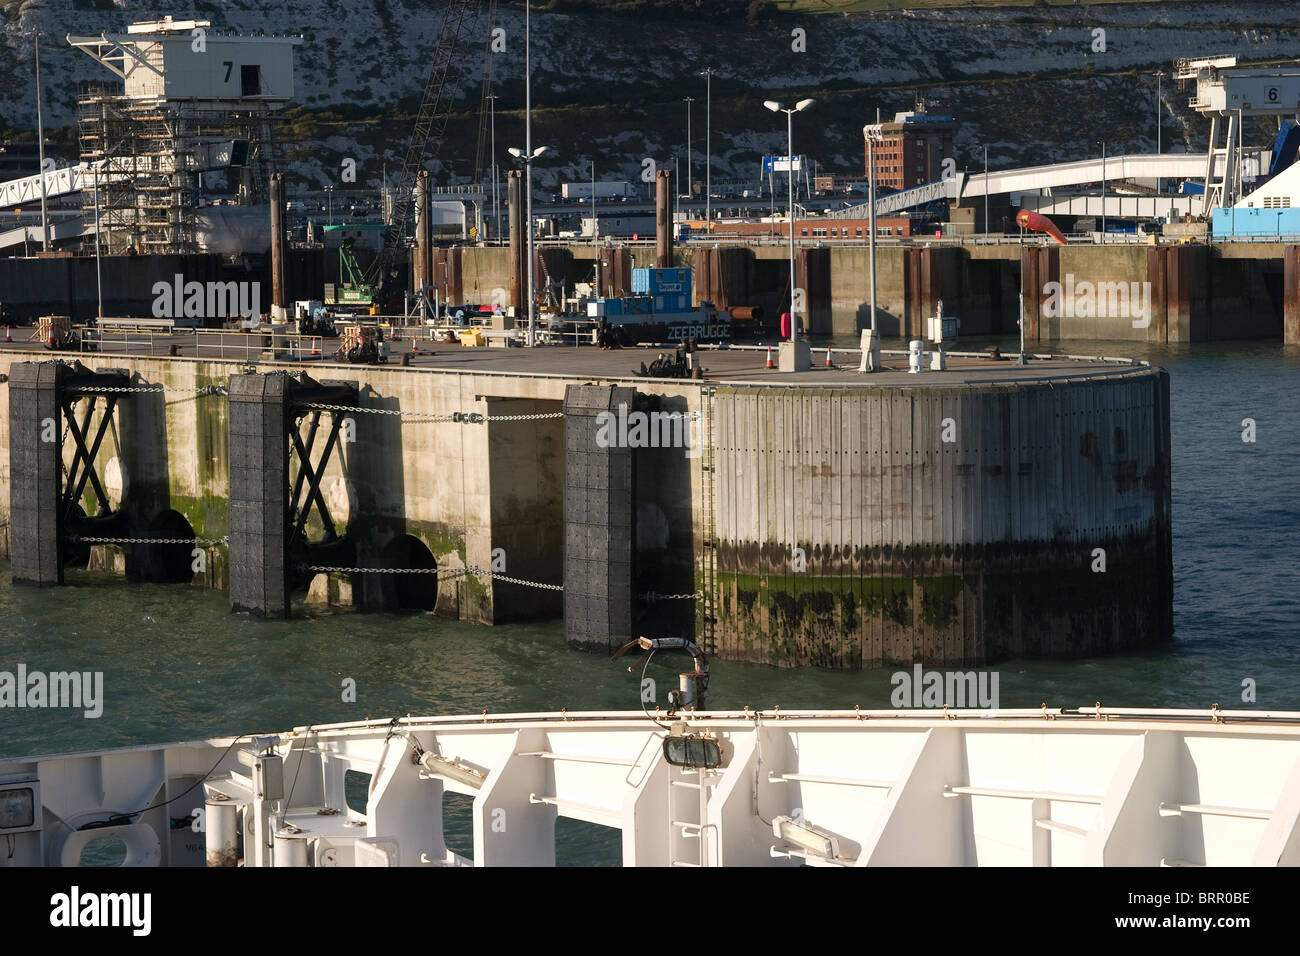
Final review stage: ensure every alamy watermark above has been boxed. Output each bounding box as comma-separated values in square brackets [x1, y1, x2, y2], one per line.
[0, 664, 103, 718]
[1042, 274, 1151, 329]
[50, 887, 150, 936]
[595, 403, 702, 459]
[890, 664, 1000, 710]
[152, 274, 261, 321]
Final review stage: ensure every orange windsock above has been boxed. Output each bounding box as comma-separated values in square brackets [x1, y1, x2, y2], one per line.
[1016, 209, 1068, 245]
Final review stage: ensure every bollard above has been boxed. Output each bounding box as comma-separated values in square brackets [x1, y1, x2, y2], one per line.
[908, 339, 924, 374]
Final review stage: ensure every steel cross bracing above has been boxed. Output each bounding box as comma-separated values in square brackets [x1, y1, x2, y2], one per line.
[54, 367, 135, 562]
[60, 393, 120, 523]
[287, 407, 346, 552]
[369, 0, 486, 286]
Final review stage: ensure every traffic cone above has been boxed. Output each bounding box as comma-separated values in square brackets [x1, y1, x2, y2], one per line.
[310, 336, 320, 356]
[765, 346, 774, 369]
[825, 347, 833, 368]
[411, 336, 419, 354]
[4, 327, 10, 342]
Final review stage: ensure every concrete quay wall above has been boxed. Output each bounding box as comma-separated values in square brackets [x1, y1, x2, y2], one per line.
[709, 370, 1172, 666]
[0, 349, 1171, 668]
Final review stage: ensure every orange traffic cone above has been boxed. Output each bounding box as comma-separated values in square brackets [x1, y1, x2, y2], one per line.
[310, 336, 320, 356]
[825, 347, 833, 368]
[412, 336, 419, 354]
[4, 327, 10, 342]
[765, 346, 774, 369]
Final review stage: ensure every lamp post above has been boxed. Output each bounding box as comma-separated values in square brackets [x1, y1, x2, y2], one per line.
[863, 123, 883, 371]
[1153, 71, 1163, 199]
[509, 145, 548, 346]
[1099, 139, 1107, 241]
[674, 156, 679, 233]
[766, 97, 814, 372]
[983, 145, 989, 235]
[93, 162, 103, 320]
[325, 185, 334, 226]
[684, 96, 694, 204]
[487, 92, 500, 240]
[508, 0, 551, 346]
[34, 33, 49, 252]
[700, 68, 714, 233]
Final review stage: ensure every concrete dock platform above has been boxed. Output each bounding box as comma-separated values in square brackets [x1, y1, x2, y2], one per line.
[0, 338, 1171, 668]
[0, 334, 1149, 387]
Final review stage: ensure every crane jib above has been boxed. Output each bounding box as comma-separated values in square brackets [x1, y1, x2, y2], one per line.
[367, 0, 489, 288]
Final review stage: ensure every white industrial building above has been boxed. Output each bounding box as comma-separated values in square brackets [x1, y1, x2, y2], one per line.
[66, 16, 302, 254]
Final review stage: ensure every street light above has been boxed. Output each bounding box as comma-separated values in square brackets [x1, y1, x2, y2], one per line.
[509, 144, 549, 346]
[487, 92, 500, 240]
[33, 33, 49, 252]
[1099, 139, 1107, 241]
[765, 97, 814, 372]
[514, 0, 545, 345]
[1153, 71, 1164, 198]
[684, 96, 694, 202]
[863, 122, 883, 371]
[983, 145, 989, 236]
[325, 185, 334, 226]
[700, 68, 714, 232]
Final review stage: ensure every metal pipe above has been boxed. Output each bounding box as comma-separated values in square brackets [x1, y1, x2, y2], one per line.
[656, 168, 672, 267]
[270, 173, 285, 310]
[508, 170, 523, 315]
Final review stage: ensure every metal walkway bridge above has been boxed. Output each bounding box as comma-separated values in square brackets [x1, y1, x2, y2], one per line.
[827, 153, 1219, 219]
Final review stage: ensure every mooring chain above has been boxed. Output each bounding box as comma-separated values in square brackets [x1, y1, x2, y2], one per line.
[73, 385, 226, 396]
[641, 591, 704, 602]
[303, 564, 565, 591]
[299, 402, 565, 423]
[68, 535, 230, 546]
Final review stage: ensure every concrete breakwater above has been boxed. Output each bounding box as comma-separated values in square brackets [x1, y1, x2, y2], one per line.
[0, 345, 1170, 668]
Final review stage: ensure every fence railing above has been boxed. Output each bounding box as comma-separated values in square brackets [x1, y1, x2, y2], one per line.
[67, 320, 602, 359]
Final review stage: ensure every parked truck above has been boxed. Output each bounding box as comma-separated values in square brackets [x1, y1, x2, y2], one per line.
[562, 181, 639, 201]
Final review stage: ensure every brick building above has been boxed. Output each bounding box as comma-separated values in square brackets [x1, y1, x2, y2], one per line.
[867, 110, 956, 191]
